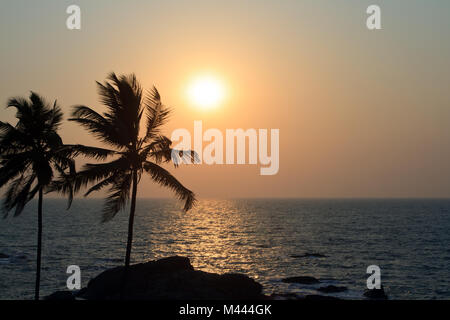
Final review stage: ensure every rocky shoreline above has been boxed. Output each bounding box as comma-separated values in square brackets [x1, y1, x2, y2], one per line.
[46, 256, 387, 300]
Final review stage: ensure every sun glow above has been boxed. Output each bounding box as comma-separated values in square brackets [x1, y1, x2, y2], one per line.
[187, 75, 225, 109]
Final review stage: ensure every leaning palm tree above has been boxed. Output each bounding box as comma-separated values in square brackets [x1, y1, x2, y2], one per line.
[66, 73, 196, 272]
[0, 92, 76, 300]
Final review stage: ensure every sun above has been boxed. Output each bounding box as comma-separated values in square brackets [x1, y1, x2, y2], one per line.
[187, 75, 225, 109]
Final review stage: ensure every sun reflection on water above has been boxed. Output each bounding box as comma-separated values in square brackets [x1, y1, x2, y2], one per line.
[136, 199, 268, 280]
[2, 199, 450, 299]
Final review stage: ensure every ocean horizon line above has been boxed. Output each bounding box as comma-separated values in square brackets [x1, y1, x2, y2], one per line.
[10, 197, 450, 201]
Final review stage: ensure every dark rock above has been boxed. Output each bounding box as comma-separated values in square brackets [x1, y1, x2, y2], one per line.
[45, 291, 76, 300]
[270, 292, 343, 300]
[317, 285, 348, 293]
[282, 276, 320, 284]
[269, 293, 300, 300]
[74, 287, 88, 298]
[364, 286, 388, 300]
[78, 256, 263, 300]
[0, 253, 9, 259]
[305, 294, 341, 301]
[291, 253, 327, 258]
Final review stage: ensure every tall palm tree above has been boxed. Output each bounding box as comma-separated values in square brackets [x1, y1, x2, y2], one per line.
[0, 92, 76, 300]
[67, 73, 196, 272]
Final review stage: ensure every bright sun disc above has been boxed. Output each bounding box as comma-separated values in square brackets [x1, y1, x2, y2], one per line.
[188, 76, 225, 109]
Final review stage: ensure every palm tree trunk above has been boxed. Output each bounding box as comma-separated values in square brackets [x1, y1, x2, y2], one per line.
[35, 188, 43, 301]
[120, 171, 138, 298]
[125, 171, 138, 268]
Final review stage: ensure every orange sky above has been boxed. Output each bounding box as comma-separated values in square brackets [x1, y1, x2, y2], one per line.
[1, 0, 450, 198]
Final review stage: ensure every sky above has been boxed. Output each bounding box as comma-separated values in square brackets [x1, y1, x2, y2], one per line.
[1, 0, 450, 199]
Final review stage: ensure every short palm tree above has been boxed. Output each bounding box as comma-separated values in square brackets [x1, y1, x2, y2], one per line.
[67, 73, 196, 272]
[0, 92, 76, 300]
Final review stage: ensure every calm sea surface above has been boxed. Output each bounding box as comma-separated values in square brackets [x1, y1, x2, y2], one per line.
[1, 198, 450, 300]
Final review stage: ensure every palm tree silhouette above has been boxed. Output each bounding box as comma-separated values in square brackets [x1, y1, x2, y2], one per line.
[0, 92, 76, 300]
[68, 73, 196, 274]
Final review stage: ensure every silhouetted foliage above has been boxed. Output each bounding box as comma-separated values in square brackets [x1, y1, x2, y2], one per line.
[0, 92, 75, 300]
[67, 73, 196, 270]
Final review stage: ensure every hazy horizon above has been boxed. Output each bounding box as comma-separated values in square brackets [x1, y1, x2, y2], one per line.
[12, 196, 450, 201]
[2, 0, 450, 199]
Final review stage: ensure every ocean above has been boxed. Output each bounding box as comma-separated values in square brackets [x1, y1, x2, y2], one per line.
[0, 198, 449, 300]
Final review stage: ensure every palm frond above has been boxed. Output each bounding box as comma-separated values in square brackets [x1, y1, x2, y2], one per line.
[0, 151, 33, 188]
[144, 87, 171, 140]
[3, 173, 36, 217]
[143, 161, 196, 211]
[0, 121, 31, 153]
[6, 97, 32, 122]
[140, 135, 171, 160]
[84, 174, 119, 197]
[150, 148, 199, 166]
[96, 73, 143, 146]
[71, 105, 107, 123]
[74, 157, 128, 192]
[57, 144, 116, 160]
[46, 99, 64, 132]
[0, 121, 16, 135]
[45, 131, 64, 149]
[69, 111, 128, 149]
[47, 161, 76, 209]
[102, 172, 132, 222]
[1, 92, 75, 216]
[29, 92, 45, 114]
[140, 135, 198, 165]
